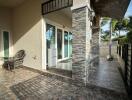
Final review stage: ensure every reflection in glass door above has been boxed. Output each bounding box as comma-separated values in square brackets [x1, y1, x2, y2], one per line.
[69, 32, 72, 57]
[64, 31, 68, 58]
[57, 29, 63, 59]
[46, 24, 55, 65]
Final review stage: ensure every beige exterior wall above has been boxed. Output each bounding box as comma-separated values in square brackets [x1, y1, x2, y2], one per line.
[44, 11, 72, 28]
[0, 8, 12, 31]
[0, 7, 13, 65]
[12, 0, 45, 70]
[0, 0, 86, 69]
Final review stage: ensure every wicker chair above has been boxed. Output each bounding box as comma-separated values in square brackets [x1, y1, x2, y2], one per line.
[2, 50, 26, 70]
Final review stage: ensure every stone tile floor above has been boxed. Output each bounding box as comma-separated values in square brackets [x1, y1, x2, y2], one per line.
[0, 67, 39, 100]
[0, 65, 129, 100]
[11, 74, 128, 100]
[57, 59, 72, 71]
[47, 59, 72, 77]
[88, 58, 126, 93]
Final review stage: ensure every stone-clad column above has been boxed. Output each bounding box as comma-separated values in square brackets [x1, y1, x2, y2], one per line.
[90, 16, 100, 67]
[72, 6, 92, 83]
[86, 16, 100, 83]
[72, 5, 100, 84]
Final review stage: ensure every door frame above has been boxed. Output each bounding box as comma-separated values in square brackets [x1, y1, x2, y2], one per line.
[56, 26, 64, 62]
[45, 19, 72, 66]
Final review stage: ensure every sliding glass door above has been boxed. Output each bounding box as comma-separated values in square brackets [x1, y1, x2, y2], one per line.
[57, 29, 63, 59]
[46, 24, 55, 65]
[46, 23, 73, 66]
[69, 32, 72, 57]
[3, 31, 9, 59]
[64, 31, 68, 58]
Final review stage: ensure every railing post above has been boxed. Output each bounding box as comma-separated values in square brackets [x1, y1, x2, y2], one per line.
[119, 45, 121, 56]
[122, 45, 124, 60]
[125, 44, 128, 82]
[130, 44, 132, 93]
[117, 45, 118, 54]
[117, 45, 119, 54]
[122, 45, 124, 59]
[119, 45, 120, 56]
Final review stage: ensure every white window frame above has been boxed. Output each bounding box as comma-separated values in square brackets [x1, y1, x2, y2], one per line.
[45, 19, 72, 65]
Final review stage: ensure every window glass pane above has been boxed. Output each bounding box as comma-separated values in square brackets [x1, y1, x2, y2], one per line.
[57, 29, 63, 59]
[69, 32, 72, 57]
[3, 31, 9, 58]
[46, 24, 55, 48]
[64, 31, 68, 58]
[46, 24, 55, 64]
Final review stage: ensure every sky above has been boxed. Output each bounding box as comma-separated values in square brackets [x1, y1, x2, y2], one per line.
[101, 0, 132, 36]
[125, 0, 132, 17]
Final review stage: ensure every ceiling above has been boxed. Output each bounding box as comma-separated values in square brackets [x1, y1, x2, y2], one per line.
[0, 0, 25, 8]
[0, 0, 129, 19]
[92, 0, 131, 19]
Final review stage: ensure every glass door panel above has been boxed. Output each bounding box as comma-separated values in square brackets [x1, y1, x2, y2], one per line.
[69, 32, 72, 57]
[3, 31, 9, 60]
[57, 29, 63, 59]
[46, 24, 55, 65]
[64, 31, 68, 58]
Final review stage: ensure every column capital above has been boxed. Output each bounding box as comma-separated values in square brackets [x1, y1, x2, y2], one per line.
[71, 0, 91, 11]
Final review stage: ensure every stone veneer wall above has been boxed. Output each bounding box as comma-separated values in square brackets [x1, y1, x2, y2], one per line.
[89, 15, 100, 74]
[87, 27, 100, 84]
[72, 6, 100, 84]
[72, 6, 91, 83]
[90, 28, 99, 68]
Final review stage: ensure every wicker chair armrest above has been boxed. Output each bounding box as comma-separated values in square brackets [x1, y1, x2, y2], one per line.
[14, 55, 25, 60]
[14, 57, 22, 61]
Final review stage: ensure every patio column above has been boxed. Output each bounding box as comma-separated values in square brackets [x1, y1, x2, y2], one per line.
[72, 6, 92, 83]
[91, 15, 100, 67]
[86, 15, 100, 81]
[72, 3, 100, 83]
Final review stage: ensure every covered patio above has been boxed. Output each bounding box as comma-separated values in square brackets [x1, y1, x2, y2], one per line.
[0, 0, 131, 99]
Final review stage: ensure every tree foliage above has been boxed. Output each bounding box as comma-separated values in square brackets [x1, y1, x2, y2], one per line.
[101, 17, 129, 42]
[101, 17, 109, 27]
[111, 19, 118, 32]
[115, 19, 128, 29]
[101, 30, 110, 41]
[127, 16, 132, 43]
[127, 16, 132, 30]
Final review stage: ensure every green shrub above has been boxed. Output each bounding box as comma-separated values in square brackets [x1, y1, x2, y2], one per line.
[127, 31, 132, 43]
[118, 36, 128, 45]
